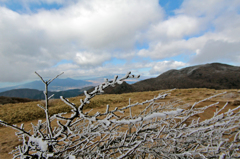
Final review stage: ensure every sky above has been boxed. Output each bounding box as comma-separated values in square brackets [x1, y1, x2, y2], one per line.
[0, 0, 240, 88]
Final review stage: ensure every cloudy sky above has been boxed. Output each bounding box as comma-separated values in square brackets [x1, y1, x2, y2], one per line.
[0, 0, 240, 88]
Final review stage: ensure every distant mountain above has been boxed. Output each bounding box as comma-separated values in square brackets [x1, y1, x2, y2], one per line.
[132, 63, 240, 91]
[0, 78, 93, 93]
[0, 86, 94, 100]
[2, 63, 239, 98]
[85, 63, 240, 94]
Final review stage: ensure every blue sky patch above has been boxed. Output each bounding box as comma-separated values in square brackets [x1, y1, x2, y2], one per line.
[53, 59, 73, 68]
[163, 53, 194, 63]
[184, 26, 216, 40]
[103, 58, 126, 66]
[159, 0, 184, 17]
[0, 0, 238, 88]
[135, 41, 149, 50]
[0, 1, 63, 13]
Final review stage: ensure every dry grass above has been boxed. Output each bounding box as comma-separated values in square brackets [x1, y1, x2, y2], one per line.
[1, 88, 240, 158]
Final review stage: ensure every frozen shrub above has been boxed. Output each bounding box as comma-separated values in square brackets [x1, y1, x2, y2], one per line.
[1, 72, 240, 158]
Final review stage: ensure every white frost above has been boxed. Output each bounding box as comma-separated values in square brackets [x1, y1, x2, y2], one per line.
[68, 154, 76, 159]
[29, 136, 48, 152]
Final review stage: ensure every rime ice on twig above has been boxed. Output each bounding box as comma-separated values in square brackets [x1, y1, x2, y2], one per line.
[1, 72, 240, 158]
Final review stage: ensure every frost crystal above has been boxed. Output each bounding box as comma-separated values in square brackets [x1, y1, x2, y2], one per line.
[1, 72, 240, 158]
[29, 136, 48, 151]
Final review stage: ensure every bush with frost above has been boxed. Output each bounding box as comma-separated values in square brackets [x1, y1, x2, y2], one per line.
[1, 72, 240, 158]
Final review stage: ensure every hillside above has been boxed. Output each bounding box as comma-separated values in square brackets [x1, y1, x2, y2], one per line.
[0, 86, 94, 100]
[84, 81, 135, 95]
[93, 63, 240, 94]
[0, 96, 37, 105]
[132, 63, 240, 91]
[1, 88, 240, 158]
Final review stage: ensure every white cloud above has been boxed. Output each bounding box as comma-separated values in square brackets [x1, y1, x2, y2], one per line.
[75, 51, 111, 66]
[0, 0, 163, 82]
[175, 0, 229, 17]
[30, 0, 163, 49]
[37, 60, 187, 80]
[2, 0, 77, 6]
[147, 15, 201, 40]
[138, 37, 206, 59]
[139, 27, 240, 63]
[37, 62, 142, 80]
[150, 61, 187, 75]
[0, 0, 240, 86]
[190, 40, 240, 64]
[138, 0, 240, 66]
[38, 0, 71, 4]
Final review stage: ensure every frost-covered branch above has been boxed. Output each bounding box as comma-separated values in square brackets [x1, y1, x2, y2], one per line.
[1, 72, 240, 158]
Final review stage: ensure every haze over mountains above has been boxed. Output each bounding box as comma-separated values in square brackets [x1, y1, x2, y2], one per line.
[0, 78, 93, 93]
[0, 75, 141, 93]
[0, 78, 95, 100]
[0, 87, 93, 100]
[1, 63, 240, 100]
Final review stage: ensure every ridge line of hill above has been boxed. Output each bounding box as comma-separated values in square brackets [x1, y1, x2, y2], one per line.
[94, 62, 240, 94]
[1, 62, 240, 102]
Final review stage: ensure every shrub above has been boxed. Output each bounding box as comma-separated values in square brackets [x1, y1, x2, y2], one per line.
[1, 72, 240, 158]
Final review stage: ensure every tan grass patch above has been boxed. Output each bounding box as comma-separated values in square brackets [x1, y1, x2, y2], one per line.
[1, 88, 240, 158]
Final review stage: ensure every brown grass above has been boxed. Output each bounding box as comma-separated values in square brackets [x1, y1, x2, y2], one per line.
[1, 88, 240, 158]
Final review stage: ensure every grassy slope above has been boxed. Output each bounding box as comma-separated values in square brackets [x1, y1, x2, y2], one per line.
[0, 88, 240, 158]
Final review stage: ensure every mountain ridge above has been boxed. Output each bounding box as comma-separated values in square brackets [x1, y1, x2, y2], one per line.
[1, 63, 240, 100]
[92, 63, 240, 94]
[134, 62, 240, 90]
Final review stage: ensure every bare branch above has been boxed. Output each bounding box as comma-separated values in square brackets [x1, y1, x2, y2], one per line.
[1, 72, 239, 158]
